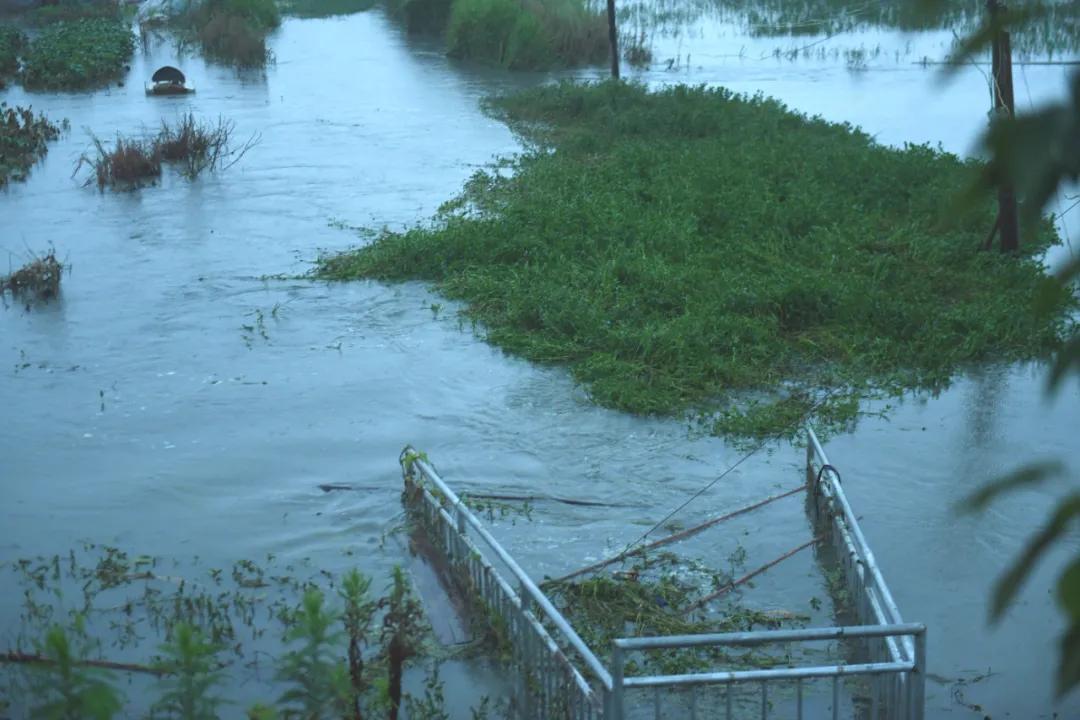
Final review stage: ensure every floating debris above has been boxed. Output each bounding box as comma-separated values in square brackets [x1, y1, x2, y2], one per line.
[1, 251, 63, 303]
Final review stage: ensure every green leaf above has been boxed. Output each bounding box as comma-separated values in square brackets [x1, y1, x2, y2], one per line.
[1057, 621, 1080, 698]
[1048, 335, 1080, 392]
[991, 494, 1080, 622]
[1057, 558, 1080, 621]
[961, 462, 1064, 513]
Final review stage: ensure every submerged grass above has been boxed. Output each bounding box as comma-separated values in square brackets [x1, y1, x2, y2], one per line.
[0, 103, 64, 186]
[21, 18, 134, 90]
[318, 81, 1075, 440]
[446, 0, 608, 69]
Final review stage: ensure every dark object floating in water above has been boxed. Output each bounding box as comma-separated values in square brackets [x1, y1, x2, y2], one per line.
[146, 66, 194, 95]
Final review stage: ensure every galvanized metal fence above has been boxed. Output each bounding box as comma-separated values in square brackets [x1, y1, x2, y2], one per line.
[399, 425, 926, 720]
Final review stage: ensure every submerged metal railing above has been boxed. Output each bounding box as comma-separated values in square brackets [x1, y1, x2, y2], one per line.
[400, 425, 926, 719]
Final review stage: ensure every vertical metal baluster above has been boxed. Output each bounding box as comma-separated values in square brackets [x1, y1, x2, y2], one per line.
[653, 686, 660, 720]
[873, 672, 880, 720]
[796, 678, 803, 720]
[689, 686, 697, 720]
[726, 683, 733, 720]
[832, 675, 839, 720]
[760, 680, 767, 720]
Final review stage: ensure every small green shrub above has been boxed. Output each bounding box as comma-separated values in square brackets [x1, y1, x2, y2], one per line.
[21, 19, 134, 90]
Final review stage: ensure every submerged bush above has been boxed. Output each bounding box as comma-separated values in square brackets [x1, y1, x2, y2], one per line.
[77, 114, 257, 190]
[318, 81, 1077, 439]
[0, 103, 64, 186]
[79, 135, 162, 189]
[383, 0, 453, 34]
[446, 0, 607, 69]
[21, 18, 134, 90]
[181, 0, 280, 66]
[1, 250, 64, 303]
[278, 0, 376, 18]
[0, 25, 25, 80]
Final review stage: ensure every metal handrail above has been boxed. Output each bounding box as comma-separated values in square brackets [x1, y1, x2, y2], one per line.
[805, 425, 914, 659]
[408, 453, 615, 690]
[622, 661, 915, 688]
[615, 622, 926, 650]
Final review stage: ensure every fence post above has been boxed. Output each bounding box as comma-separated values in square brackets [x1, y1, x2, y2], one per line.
[606, 0, 620, 79]
[913, 627, 927, 720]
[988, 0, 1019, 252]
[610, 642, 625, 720]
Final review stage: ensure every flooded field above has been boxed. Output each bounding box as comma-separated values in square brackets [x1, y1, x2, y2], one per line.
[2, 2, 1078, 717]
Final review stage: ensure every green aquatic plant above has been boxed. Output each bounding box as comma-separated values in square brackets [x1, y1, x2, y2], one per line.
[0, 103, 64, 186]
[276, 589, 351, 719]
[151, 623, 227, 720]
[21, 18, 134, 90]
[26, 618, 124, 720]
[318, 80, 1074, 440]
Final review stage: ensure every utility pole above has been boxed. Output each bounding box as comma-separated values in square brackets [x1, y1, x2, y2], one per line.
[988, 0, 1019, 252]
[607, 0, 620, 79]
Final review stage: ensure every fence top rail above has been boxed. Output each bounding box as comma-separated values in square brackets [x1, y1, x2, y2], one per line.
[615, 623, 927, 651]
[406, 451, 614, 690]
[806, 424, 910, 645]
[621, 660, 915, 688]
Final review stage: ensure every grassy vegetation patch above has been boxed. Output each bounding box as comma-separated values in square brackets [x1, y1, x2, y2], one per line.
[318, 81, 1075, 440]
[446, 0, 607, 69]
[0, 103, 64, 186]
[21, 18, 134, 90]
[178, 0, 280, 67]
[383, 0, 607, 69]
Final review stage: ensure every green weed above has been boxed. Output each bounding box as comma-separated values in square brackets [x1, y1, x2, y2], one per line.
[21, 18, 134, 90]
[317, 81, 1075, 441]
[151, 623, 226, 720]
[26, 618, 125, 720]
[0, 103, 64, 186]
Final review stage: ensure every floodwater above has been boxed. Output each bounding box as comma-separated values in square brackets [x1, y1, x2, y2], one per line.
[2, 4, 1078, 718]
